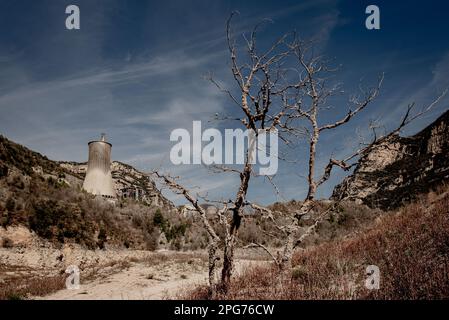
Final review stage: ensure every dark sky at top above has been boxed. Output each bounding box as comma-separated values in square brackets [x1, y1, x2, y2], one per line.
[0, 0, 448, 204]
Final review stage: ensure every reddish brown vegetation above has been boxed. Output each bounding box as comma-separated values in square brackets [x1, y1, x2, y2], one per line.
[0, 265, 66, 300]
[186, 190, 449, 299]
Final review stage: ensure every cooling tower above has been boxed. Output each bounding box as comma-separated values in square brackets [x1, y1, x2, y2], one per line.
[82, 134, 116, 198]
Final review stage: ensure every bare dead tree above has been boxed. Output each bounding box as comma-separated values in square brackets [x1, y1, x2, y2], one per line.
[152, 12, 302, 294]
[217, 12, 299, 289]
[152, 12, 448, 293]
[259, 37, 385, 269]
[241, 31, 448, 271]
[246, 37, 447, 270]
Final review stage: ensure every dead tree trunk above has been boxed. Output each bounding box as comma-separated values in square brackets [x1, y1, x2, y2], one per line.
[279, 227, 295, 270]
[207, 236, 221, 298]
[151, 172, 223, 296]
[221, 209, 241, 290]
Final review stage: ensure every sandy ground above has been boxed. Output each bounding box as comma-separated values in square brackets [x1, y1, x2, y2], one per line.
[43, 260, 207, 300]
[0, 227, 271, 300]
[42, 258, 265, 300]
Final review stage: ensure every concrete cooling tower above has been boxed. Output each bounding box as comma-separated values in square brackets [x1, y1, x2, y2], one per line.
[82, 134, 116, 198]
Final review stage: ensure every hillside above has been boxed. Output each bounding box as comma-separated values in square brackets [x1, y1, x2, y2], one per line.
[0, 134, 402, 252]
[333, 110, 449, 210]
[186, 186, 449, 299]
[0, 135, 66, 178]
[0, 135, 206, 251]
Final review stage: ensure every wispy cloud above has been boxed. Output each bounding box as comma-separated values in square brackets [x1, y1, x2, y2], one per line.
[1, 1, 447, 206]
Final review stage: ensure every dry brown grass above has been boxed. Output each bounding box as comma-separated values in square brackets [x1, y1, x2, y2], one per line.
[184, 189, 449, 300]
[0, 265, 66, 300]
[141, 251, 208, 267]
[0, 257, 138, 300]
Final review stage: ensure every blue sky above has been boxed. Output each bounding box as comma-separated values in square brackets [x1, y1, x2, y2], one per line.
[0, 0, 448, 205]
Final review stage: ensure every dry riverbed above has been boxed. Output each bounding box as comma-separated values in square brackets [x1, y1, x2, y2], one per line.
[0, 231, 270, 300]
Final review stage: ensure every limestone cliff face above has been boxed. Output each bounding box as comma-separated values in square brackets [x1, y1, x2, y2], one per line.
[332, 110, 449, 210]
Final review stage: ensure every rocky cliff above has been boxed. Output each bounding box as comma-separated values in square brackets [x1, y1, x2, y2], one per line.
[332, 109, 449, 210]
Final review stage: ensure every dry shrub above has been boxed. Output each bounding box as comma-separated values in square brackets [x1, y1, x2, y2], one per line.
[0, 274, 66, 300]
[183, 285, 210, 300]
[1, 237, 14, 248]
[142, 251, 208, 267]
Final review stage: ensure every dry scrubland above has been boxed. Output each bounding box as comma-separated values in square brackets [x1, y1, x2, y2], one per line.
[1, 134, 449, 300]
[185, 188, 449, 299]
[2, 164, 448, 300]
[0, 246, 266, 300]
[0, 248, 210, 300]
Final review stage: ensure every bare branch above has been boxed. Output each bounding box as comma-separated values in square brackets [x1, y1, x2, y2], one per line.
[151, 171, 220, 242]
[205, 73, 241, 108]
[207, 164, 242, 175]
[395, 89, 448, 132]
[242, 243, 280, 265]
[319, 73, 384, 131]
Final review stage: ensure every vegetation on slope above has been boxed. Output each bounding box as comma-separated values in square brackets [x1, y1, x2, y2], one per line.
[186, 186, 449, 299]
[0, 135, 198, 250]
[0, 135, 64, 176]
